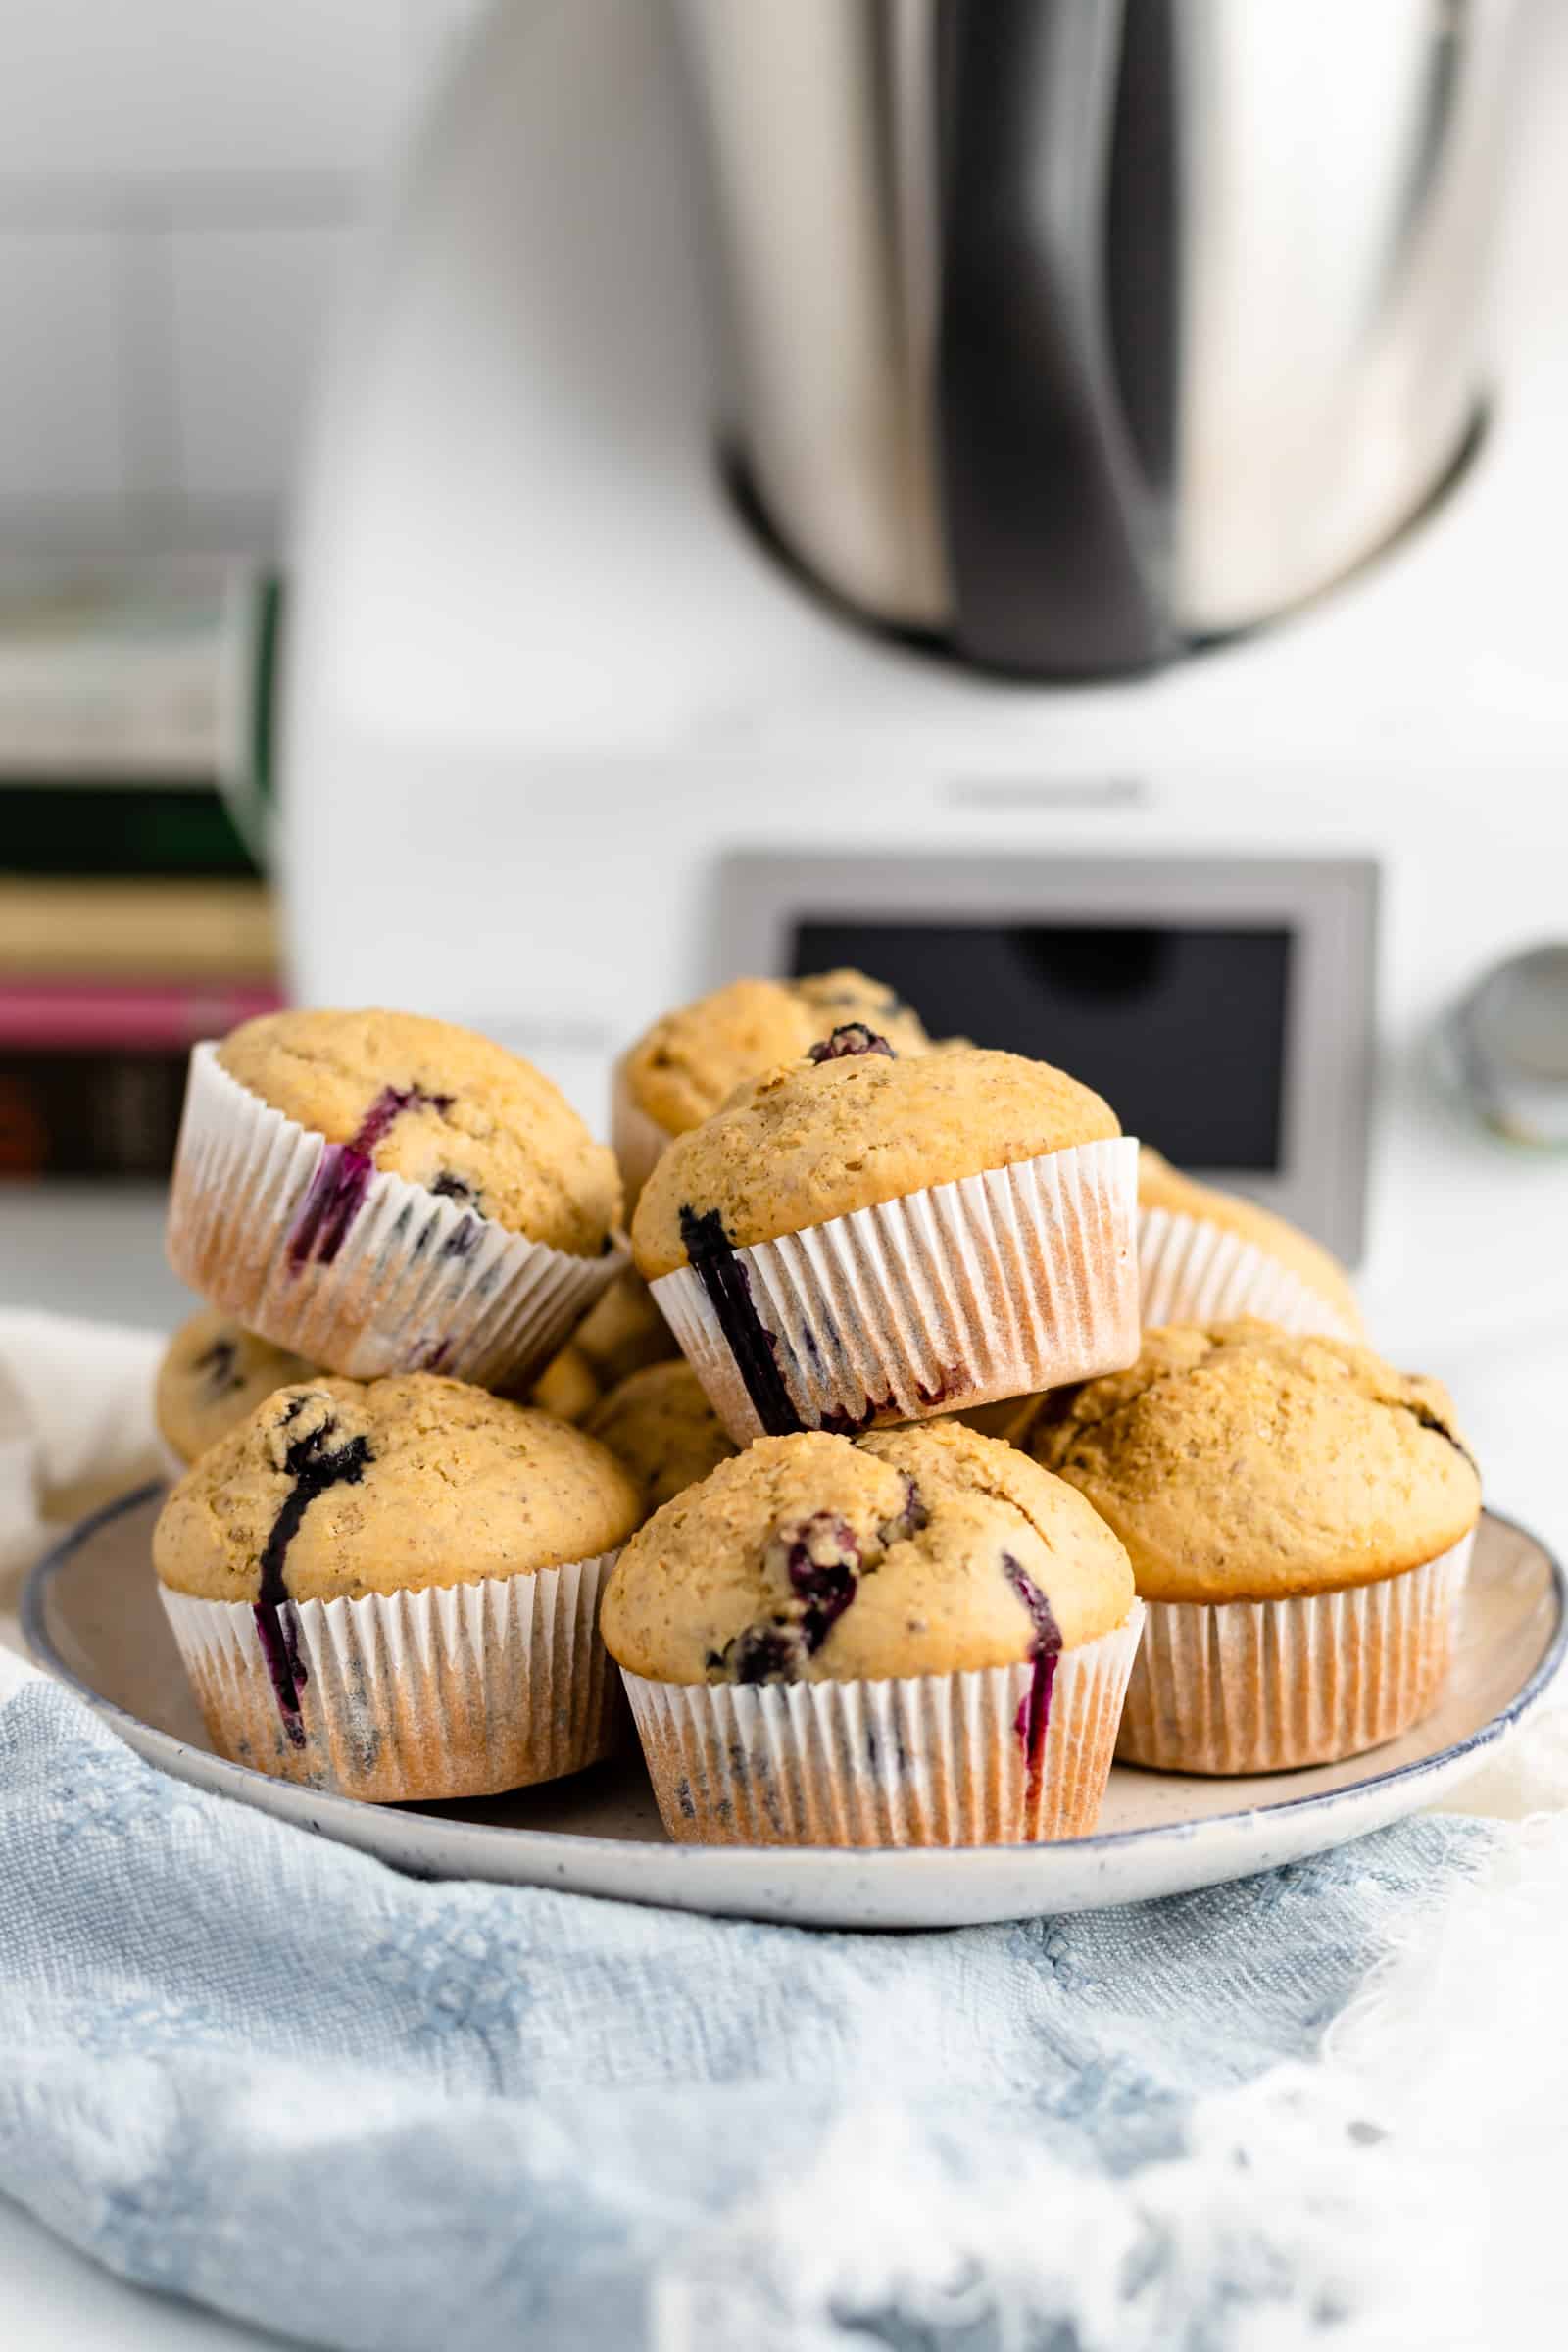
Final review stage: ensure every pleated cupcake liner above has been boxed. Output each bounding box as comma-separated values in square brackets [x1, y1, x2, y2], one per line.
[620, 1605, 1145, 1848]
[159, 1548, 625, 1803]
[1115, 1529, 1475, 1775]
[651, 1136, 1140, 1443]
[610, 1054, 676, 1215]
[1138, 1206, 1361, 1339]
[167, 1045, 624, 1389]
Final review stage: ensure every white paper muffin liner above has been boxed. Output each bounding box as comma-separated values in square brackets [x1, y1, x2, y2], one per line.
[650, 1136, 1140, 1443]
[621, 1605, 1144, 1847]
[649, 1133, 1142, 1439]
[160, 1548, 625, 1802]
[610, 1053, 675, 1214]
[167, 1044, 624, 1388]
[1138, 1206, 1361, 1339]
[1116, 1529, 1475, 1775]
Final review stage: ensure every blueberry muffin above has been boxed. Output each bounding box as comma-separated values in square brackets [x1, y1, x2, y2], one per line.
[1030, 1320, 1482, 1771]
[155, 1307, 318, 1469]
[587, 1361, 737, 1515]
[155, 1372, 642, 1801]
[602, 1417, 1142, 1845]
[526, 1269, 681, 1423]
[528, 1342, 601, 1423]
[571, 1267, 678, 1388]
[613, 970, 931, 1205]
[1138, 1148, 1362, 1337]
[167, 1007, 625, 1388]
[631, 1034, 1138, 1440]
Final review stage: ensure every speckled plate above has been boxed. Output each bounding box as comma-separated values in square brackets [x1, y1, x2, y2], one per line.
[24, 1493, 1565, 1931]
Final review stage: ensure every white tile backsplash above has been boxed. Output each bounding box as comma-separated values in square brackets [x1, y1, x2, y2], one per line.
[0, 0, 410, 185]
[0, 0, 484, 554]
[170, 226, 353, 512]
[0, 232, 126, 514]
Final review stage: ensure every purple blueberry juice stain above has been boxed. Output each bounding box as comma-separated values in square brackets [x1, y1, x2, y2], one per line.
[878, 1472, 928, 1547]
[350, 1084, 453, 1155]
[814, 1394, 893, 1438]
[784, 1513, 861, 1655]
[722, 1624, 799, 1684]
[710, 1512, 864, 1684]
[679, 1203, 801, 1436]
[286, 1084, 455, 1271]
[807, 1023, 895, 1063]
[253, 1410, 372, 1745]
[1002, 1550, 1063, 1805]
[287, 1144, 374, 1269]
[814, 1375, 956, 1437]
[440, 1215, 480, 1262]
[252, 1605, 312, 1745]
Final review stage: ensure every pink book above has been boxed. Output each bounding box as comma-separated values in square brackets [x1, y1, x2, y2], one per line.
[0, 981, 284, 1051]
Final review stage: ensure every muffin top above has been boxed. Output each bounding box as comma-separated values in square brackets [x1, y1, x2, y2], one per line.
[571, 1267, 678, 1388]
[600, 1417, 1134, 1685]
[155, 1307, 318, 1468]
[621, 970, 931, 1138]
[1029, 1319, 1481, 1603]
[632, 1041, 1120, 1277]
[588, 1361, 738, 1515]
[218, 1007, 621, 1256]
[1139, 1148, 1362, 1334]
[155, 1372, 643, 1604]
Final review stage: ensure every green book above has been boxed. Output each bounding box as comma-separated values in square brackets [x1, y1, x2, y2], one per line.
[0, 564, 280, 878]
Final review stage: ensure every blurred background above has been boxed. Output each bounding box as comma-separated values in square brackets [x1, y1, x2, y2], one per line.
[2, 0, 1565, 1487]
[0, 0, 477, 1250]
[0, 0, 477, 559]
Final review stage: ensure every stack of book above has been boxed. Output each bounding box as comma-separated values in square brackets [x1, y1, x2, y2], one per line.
[0, 565, 285, 1181]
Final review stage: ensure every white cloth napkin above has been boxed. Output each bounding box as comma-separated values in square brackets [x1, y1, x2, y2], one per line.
[2, 1310, 1568, 2346]
[0, 1310, 164, 1669]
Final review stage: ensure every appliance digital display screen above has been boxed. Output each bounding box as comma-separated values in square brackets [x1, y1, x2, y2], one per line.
[790, 920, 1293, 1171]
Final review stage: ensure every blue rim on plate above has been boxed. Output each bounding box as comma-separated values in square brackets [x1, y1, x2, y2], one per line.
[21, 1486, 1568, 1876]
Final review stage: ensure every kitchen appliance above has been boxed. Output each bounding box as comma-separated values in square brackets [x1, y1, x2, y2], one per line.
[675, 0, 1518, 676]
[1440, 942, 1568, 1149]
[277, 0, 1568, 1344]
[717, 852, 1376, 1255]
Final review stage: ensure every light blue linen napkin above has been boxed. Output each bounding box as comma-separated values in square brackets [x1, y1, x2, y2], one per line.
[0, 1675, 1491, 2350]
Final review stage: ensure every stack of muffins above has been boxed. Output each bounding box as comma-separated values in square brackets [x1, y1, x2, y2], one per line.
[151, 978, 1482, 1846]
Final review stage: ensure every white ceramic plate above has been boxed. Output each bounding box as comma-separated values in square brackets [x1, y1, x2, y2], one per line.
[24, 1492, 1565, 1931]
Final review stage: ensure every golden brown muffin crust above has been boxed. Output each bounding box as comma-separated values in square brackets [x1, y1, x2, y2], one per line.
[155, 1308, 319, 1467]
[217, 1006, 621, 1255]
[1030, 1319, 1480, 1603]
[600, 1417, 1133, 1684]
[622, 970, 931, 1138]
[571, 1268, 678, 1386]
[631, 1044, 1121, 1277]
[528, 1343, 601, 1424]
[1139, 1148, 1362, 1333]
[155, 1372, 643, 1603]
[587, 1361, 738, 1514]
